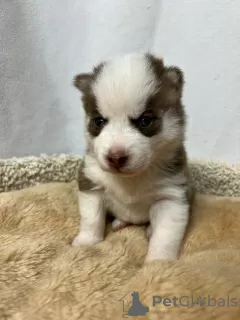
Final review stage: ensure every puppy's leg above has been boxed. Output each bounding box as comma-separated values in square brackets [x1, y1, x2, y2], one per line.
[145, 199, 188, 262]
[72, 190, 105, 246]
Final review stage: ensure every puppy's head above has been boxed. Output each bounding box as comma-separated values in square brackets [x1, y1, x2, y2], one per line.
[74, 53, 186, 176]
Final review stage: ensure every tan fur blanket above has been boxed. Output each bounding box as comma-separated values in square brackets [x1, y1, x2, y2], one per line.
[1, 178, 240, 319]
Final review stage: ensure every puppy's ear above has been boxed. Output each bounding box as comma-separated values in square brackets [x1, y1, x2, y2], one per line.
[147, 53, 165, 77]
[73, 73, 93, 93]
[73, 62, 105, 93]
[164, 66, 184, 93]
[161, 66, 184, 104]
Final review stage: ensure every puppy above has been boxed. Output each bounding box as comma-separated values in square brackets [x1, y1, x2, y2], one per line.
[72, 53, 192, 262]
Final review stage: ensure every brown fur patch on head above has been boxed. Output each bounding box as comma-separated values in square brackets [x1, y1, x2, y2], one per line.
[74, 54, 186, 139]
[147, 53, 184, 104]
[130, 54, 186, 137]
[73, 63, 106, 137]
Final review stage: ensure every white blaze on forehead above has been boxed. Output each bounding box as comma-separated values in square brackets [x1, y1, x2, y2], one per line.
[92, 54, 159, 118]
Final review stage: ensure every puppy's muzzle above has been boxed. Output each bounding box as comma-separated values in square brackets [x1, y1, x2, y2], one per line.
[106, 148, 129, 170]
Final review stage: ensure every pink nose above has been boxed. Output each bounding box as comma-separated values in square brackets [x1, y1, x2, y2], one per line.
[106, 149, 129, 170]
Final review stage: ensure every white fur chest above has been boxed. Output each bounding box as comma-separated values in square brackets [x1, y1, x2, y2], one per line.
[83, 156, 178, 224]
[104, 181, 153, 224]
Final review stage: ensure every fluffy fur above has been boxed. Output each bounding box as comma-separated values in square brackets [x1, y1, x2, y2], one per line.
[72, 53, 192, 262]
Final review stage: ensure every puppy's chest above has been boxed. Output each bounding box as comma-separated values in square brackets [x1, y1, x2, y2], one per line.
[104, 182, 155, 224]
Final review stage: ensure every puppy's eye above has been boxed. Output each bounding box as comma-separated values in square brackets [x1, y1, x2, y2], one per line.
[94, 117, 107, 127]
[138, 116, 153, 128]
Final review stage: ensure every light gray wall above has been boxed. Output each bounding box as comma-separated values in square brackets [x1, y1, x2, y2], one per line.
[0, 0, 239, 163]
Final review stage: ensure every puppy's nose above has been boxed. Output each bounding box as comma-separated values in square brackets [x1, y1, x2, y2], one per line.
[107, 149, 129, 169]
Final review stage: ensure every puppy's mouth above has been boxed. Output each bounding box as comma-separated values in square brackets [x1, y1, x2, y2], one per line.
[99, 163, 147, 177]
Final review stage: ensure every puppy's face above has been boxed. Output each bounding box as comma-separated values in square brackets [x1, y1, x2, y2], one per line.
[74, 53, 185, 176]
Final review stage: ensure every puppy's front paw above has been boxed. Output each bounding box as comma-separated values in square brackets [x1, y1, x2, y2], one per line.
[144, 249, 178, 263]
[72, 232, 103, 247]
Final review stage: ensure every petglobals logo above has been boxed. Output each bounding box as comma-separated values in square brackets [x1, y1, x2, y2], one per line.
[119, 292, 240, 318]
[152, 295, 240, 308]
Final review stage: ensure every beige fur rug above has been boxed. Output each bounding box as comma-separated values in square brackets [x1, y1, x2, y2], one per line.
[0, 156, 239, 319]
[0, 155, 239, 196]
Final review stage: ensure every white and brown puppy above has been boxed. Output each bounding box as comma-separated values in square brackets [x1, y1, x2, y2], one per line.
[72, 53, 192, 262]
